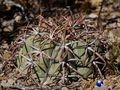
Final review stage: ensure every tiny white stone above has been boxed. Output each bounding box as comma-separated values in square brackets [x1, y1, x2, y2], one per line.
[88, 14, 98, 19]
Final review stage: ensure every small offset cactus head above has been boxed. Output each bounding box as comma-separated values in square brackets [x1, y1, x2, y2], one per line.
[96, 80, 103, 87]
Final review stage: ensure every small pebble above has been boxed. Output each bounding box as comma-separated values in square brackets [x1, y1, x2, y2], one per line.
[61, 87, 69, 90]
[88, 13, 98, 19]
